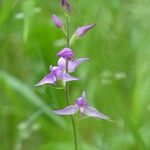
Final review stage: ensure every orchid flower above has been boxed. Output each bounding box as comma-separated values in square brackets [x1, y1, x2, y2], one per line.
[58, 57, 89, 73]
[53, 91, 110, 120]
[35, 66, 79, 86]
[76, 24, 96, 38]
[52, 14, 64, 28]
[57, 48, 89, 73]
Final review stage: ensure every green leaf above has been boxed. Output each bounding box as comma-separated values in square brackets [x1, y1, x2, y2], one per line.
[0, 70, 66, 129]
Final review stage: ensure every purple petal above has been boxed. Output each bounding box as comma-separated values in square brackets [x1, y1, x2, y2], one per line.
[35, 73, 57, 86]
[50, 66, 63, 79]
[52, 14, 63, 28]
[82, 106, 110, 120]
[57, 57, 66, 70]
[76, 99, 88, 108]
[76, 24, 96, 37]
[57, 48, 74, 61]
[62, 72, 79, 82]
[53, 105, 78, 115]
[57, 57, 89, 73]
[69, 58, 89, 72]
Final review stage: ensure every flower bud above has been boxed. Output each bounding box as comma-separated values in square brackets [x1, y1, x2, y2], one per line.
[76, 24, 95, 37]
[61, 0, 66, 7]
[61, 0, 72, 13]
[57, 48, 74, 60]
[52, 14, 63, 28]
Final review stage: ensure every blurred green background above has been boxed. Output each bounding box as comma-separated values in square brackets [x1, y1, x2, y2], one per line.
[0, 0, 150, 149]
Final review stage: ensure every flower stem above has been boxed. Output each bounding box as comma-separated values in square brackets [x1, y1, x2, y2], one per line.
[65, 16, 78, 150]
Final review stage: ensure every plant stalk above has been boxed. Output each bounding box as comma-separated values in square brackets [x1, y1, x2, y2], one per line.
[65, 16, 78, 150]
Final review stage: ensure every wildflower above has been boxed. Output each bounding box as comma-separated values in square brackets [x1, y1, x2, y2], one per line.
[57, 48, 74, 61]
[35, 66, 79, 86]
[53, 91, 110, 120]
[76, 24, 96, 38]
[61, 0, 72, 13]
[52, 14, 63, 28]
[58, 57, 89, 73]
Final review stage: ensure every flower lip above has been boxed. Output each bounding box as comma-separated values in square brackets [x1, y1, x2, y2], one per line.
[76, 97, 88, 108]
[57, 48, 74, 61]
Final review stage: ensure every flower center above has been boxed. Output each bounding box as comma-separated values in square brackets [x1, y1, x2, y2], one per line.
[76, 98, 88, 108]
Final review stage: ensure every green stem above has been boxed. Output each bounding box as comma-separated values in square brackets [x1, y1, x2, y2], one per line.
[65, 16, 78, 150]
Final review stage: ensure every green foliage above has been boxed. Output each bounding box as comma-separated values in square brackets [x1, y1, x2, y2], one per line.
[0, 0, 150, 149]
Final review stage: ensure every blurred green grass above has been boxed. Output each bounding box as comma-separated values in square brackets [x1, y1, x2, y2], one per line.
[0, 0, 150, 150]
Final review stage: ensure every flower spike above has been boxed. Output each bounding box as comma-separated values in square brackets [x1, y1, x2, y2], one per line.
[76, 24, 96, 38]
[52, 14, 64, 28]
[53, 91, 110, 120]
